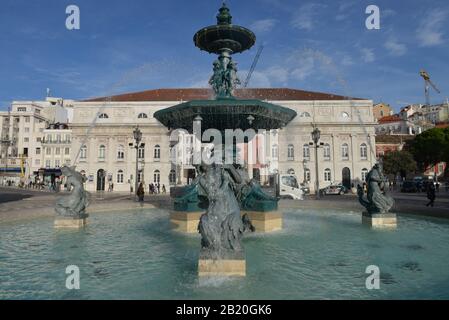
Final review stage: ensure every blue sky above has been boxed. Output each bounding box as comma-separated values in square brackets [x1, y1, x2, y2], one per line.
[1, 0, 448, 112]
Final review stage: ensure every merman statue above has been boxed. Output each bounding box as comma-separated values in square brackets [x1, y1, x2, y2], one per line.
[55, 166, 90, 218]
[358, 163, 394, 215]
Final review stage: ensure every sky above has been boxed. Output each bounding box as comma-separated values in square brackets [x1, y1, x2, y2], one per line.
[1, 0, 449, 112]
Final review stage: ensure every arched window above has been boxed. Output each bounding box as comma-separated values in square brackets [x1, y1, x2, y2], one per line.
[272, 144, 278, 159]
[117, 145, 125, 160]
[138, 146, 145, 159]
[137, 113, 148, 119]
[98, 113, 109, 119]
[323, 143, 331, 160]
[117, 170, 124, 183]
[287, 144, 294, 160]
[137, 169, 143, 183]
[287, 168, 295, 175]
[154, 170, 160, 184]
[303, 144, 310, 159]
[361, 168, 368, 182]
[300, 112, 311, 118]
[324, 168, 332, 182]
[169, 170, 176, 185]
[304, 168, 311, 182]
[341, 143, 349, 160]
[98, 145, 106, 160]
[154, 145, 161, 160]
[360, 143, 368, 160]
[80, 145, 87, 159]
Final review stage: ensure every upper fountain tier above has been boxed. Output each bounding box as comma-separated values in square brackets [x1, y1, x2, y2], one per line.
[194, 3, 256, 55]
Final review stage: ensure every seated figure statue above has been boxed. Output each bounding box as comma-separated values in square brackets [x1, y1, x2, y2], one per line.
[358, 163, 394, 215]
[55, 166, 89, 218]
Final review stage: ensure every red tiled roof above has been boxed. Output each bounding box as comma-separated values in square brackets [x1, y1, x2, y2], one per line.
[435, 122, 449, 129]
[378, 115, 402, 124]
[83, 88, 365, 102]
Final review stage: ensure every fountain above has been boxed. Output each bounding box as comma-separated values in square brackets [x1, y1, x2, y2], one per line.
[154, 3, 296, 276]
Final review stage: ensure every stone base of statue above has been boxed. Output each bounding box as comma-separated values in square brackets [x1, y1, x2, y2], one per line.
[242, 210, 282, 232]
[198, 250, 246, 277]
[362, 212, 397, 228]
[170, 211, 203, 233]
[54, 214, 89, 229]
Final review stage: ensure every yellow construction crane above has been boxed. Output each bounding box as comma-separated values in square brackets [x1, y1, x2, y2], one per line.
[420, 69, 440, 106]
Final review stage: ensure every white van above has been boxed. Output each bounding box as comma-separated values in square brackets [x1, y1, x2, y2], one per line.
[279, 174, 304, 200]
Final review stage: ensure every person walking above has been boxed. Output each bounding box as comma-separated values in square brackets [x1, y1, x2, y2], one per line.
[426, 183, 436, 207]
[162, 184, 166, 194]
[137, 182, 145, 206]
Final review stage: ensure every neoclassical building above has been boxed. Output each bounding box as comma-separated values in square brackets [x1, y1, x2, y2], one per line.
[68, 88, 376, 192]
[1, 88, 376, 191]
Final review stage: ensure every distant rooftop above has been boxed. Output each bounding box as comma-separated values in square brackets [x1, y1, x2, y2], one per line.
[83, 88, 365, 102]
[378, 115, 403, 124]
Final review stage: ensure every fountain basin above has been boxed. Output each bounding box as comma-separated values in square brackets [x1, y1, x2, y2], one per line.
[2, 208, 449, 299]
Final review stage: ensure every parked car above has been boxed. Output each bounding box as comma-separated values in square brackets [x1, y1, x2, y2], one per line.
[320, 184, 347, 195]
[401, 181, 418, 193]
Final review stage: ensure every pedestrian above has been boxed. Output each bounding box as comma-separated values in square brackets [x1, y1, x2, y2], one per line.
[162, 184, 166, 194]
[108, 182, 112, 192]
[436, 182, 440, 193]
[426, 183, 436, 207]
[111, 183, 114, 192]
[137, 182, 145, 205]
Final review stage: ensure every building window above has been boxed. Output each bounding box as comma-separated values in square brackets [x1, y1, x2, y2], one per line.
[98, 113, 109, 119]
[24, 138, 29, 143]
[323, 144, 331, 160]
[80, 145, 87, 159]
[117, 170, 124, 184]
[46, 147, 51, 155]
[35, 159, 40, 166]
[65, 147, 70, 155]
[324, 168, 332, 182]
[55, 147, 60, 155]
[99, 145, 106, 160]
[362, 168, 368, 182]
[45, 160, 51, 168]
[169, 170, 176, 185]
[138, 146, 145, 159]
[55, 160, 60, 168]
[360, 143, 368, 160]
[272, 144, 278, 159]
[65, 159, 71, 166]
[36, 137, 41, 142]
[341, 143, 349, 160]
[304, 168, 311, 183]
[303, 144, 310, 160]
[17, 107, 26, 112]
[137, 170, 143, 183]
[154, 170, 160, 184]
[25, 117, 30, 123]
[137, 113, 148, 119]
[380, 110, 384, 117]
[117, 145, 125, 160]
[36, 148, 41, 155]
[24, 127, 30, 133]
[287, 144, 294, 160]
[154, 145, 161, 160]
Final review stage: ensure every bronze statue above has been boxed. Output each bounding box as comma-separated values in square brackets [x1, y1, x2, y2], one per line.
[55, 166, 89, 218]
[358, 164, 394, 215]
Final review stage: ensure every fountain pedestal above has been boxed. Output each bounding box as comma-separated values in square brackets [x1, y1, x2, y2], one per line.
[362, 212, 397, 228]
[198, 251, 246, 277]
[170, 211, 203, 233]
[242, 211, 282, 232]
[54, 214, 88, 229]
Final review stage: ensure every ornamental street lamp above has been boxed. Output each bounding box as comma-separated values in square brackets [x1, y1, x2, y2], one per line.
[132, 127, 143, 199]
[311, 126, 321, 200]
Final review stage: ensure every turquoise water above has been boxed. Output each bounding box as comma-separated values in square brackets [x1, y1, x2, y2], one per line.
[1, 208, 449, 299]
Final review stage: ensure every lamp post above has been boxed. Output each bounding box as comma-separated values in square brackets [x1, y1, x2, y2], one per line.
[311, 126, 321, 199]
[132, 127, 142, 199]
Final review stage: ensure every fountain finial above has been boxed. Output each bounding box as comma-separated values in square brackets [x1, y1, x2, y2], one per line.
[217, 2, 232, 25]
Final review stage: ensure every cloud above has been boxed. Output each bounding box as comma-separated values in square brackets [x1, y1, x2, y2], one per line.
[291, 3, 327, 31]
[417, 9, 448, 47]
[335, 1, 357, 21]
[384, 39, 407, 56]
[250, 19, 277, 33]
[360, 48, 375, 63]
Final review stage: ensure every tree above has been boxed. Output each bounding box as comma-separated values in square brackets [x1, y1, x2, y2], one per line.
[408, 128, 447, 171]
[382, 150, 417, 178]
